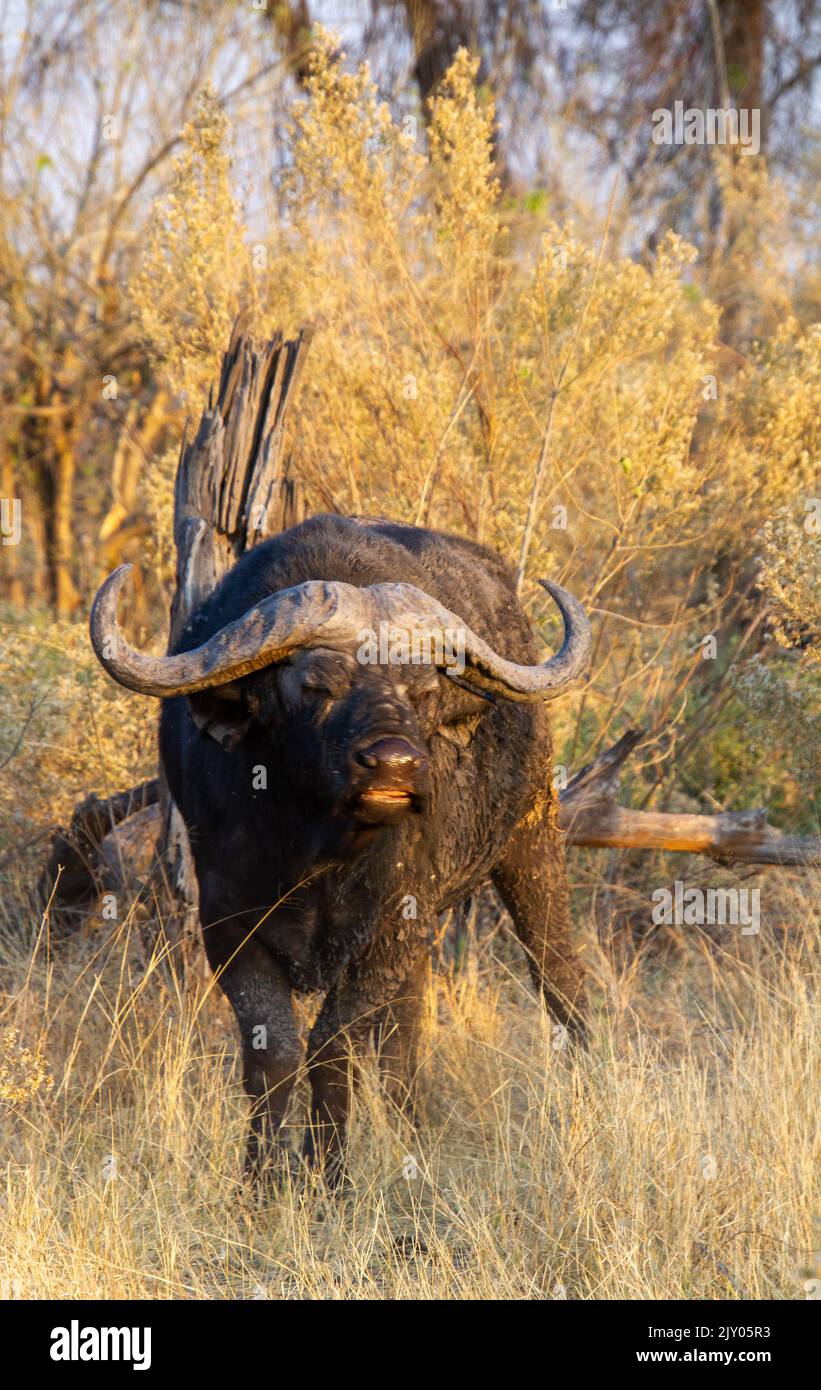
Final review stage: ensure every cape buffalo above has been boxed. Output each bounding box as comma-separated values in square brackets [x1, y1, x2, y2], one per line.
[90, 514, 592, 1181]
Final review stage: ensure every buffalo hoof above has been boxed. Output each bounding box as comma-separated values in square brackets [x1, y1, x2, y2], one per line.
[244, 1143, 302, 1199]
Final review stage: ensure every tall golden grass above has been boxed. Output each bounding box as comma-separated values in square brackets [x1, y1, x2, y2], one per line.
[0, 859, 817, 1299]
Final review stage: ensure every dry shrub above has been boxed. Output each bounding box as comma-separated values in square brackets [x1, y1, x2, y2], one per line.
[0, 611, 155, 890]
[132, 85, 260, 570]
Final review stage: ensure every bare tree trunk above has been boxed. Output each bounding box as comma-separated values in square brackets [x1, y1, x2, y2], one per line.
[705, 0, 768, 345]
[26, 383, 82, 615]
[403, 0, 473, 105]
[99, 389, 169, 577]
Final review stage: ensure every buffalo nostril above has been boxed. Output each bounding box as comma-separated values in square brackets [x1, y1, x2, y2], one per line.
[355, 737, 426, 774]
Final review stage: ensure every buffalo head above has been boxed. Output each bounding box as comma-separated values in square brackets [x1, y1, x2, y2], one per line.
[89, 566, 592, 832]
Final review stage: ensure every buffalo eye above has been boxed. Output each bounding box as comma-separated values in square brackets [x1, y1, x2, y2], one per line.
[291, 649, 356, 707]
[302, 675, 336, 699]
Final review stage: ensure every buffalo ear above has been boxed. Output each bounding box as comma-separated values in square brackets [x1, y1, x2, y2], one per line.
[187, 690, 252, 751]
[440, 673, 495, 722]
[434, 676, 491, 750]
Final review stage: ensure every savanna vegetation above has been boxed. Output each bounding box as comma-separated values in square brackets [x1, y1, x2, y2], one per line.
[0, 2, 818, 1300]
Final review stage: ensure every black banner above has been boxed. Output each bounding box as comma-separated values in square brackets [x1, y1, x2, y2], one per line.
[0, 1296, 812, 1376]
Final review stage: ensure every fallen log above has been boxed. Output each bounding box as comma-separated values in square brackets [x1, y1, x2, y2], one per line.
[563, 801, 818, 866]
[559, 730, 820, 867]
[38, 778, 159, 934]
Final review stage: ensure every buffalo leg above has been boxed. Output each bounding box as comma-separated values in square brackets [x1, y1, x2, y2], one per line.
[304, 935, 427, 1178]
[372, 954, 429, 1117]
[302, 980, 368, 1181]
[203, 921, 303, 1180]
[492, 804, 587, 1040]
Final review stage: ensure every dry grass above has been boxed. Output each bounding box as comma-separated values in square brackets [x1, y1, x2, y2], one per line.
[0, 873, 816, 1301]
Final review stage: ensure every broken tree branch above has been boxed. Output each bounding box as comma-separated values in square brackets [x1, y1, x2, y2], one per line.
[559, 730, 820, 867]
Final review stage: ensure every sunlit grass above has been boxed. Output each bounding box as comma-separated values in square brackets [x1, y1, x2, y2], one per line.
[1, 874, 816, 1301]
